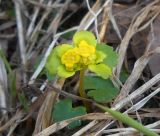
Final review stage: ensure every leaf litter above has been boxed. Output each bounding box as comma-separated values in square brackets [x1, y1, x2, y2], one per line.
[0, 0, 160, 135]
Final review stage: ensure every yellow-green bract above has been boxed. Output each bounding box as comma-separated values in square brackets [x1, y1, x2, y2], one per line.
[45, 30, 114, 79]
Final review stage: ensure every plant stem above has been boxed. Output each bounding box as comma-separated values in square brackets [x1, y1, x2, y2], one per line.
[95, 103, 159, 136]
[79, 69, 87, 98]
[79, 69, 91, 111]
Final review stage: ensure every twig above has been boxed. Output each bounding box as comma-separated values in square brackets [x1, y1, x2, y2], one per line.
[47, 84, 94, 103]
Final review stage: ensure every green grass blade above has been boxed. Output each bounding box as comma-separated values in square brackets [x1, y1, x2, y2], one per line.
[0, 50, 12, 73]
[95, 103, 159, 136]
[18, 92, 29, 112]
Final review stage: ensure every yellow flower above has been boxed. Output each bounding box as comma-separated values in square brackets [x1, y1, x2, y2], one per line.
[76, 40, 96, 65]
[61, 40, 96, 69]
[77, 40, 95, 57]
[61, 48, 80, 71]
[45, 30, 116, 79]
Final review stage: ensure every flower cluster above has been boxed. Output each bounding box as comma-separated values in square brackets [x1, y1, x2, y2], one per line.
[45, 31, 113, 79]
[61, 40, 97, 70]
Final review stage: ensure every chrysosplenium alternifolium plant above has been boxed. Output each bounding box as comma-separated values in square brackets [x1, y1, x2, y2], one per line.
[45, 31, 114, 79]
[44, 31, 160, 136]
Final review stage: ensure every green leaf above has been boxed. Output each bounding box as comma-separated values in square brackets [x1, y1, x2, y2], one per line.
[57, 65, 75, 78]
[84, 76, 119, 102]
[73, 31, 97, 47]
[96, 104, 159, 136]
[96, 44, 118, 68]
[45, 48, 61, 77]
[53, 99, 87, 129]
[88, 64, 112, 79]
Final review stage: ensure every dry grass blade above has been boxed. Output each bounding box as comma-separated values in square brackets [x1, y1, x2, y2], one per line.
[0, 110, 25, 132]
[28, 0, 72, 84]
[116, 1, 160, 77]
[127, 87, 160, 112]
[96, 72, 160, 132]
[35, 113, 111, 136]
[14, 0, 26, 66]
[33, 91, 57, 134]
[113, 72, 160, 111]
[99, 4, 110, 42]
[79, 0, 112, 31]
[0, 57, 8, 115]
[0, 83, 7, 116]
[7, 122, 19, 136]
[114, 47, 160, 103]
[103, 128, 160, 135]
[14, 0, 27, 83]
[47, 0, 72, 34]
[26, 0, 44, 37]
[35, 121, 69, 136]
[28, 37, 58, 84]
[86, 0, 100, 41]
[1, 0, 160, 135]
[99, 1, 122, 42]
[93, 47, 160, 135]
[26, 0, 71, 60]
[72, 120, 98, 136]
[108, 1, 122, 41]
[0, 21, 15, 31]
[79, 0, 100, 30]
[33, 78, 65, 134]
[25, 0, 62, 12]
[26, 0, 53, 54]
[103, 128, 139, 134]
[146, 120, 160, 128]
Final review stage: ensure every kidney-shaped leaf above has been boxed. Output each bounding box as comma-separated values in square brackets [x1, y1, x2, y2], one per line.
[52, 99, 86, 129]
[84, 76, 119, 103]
